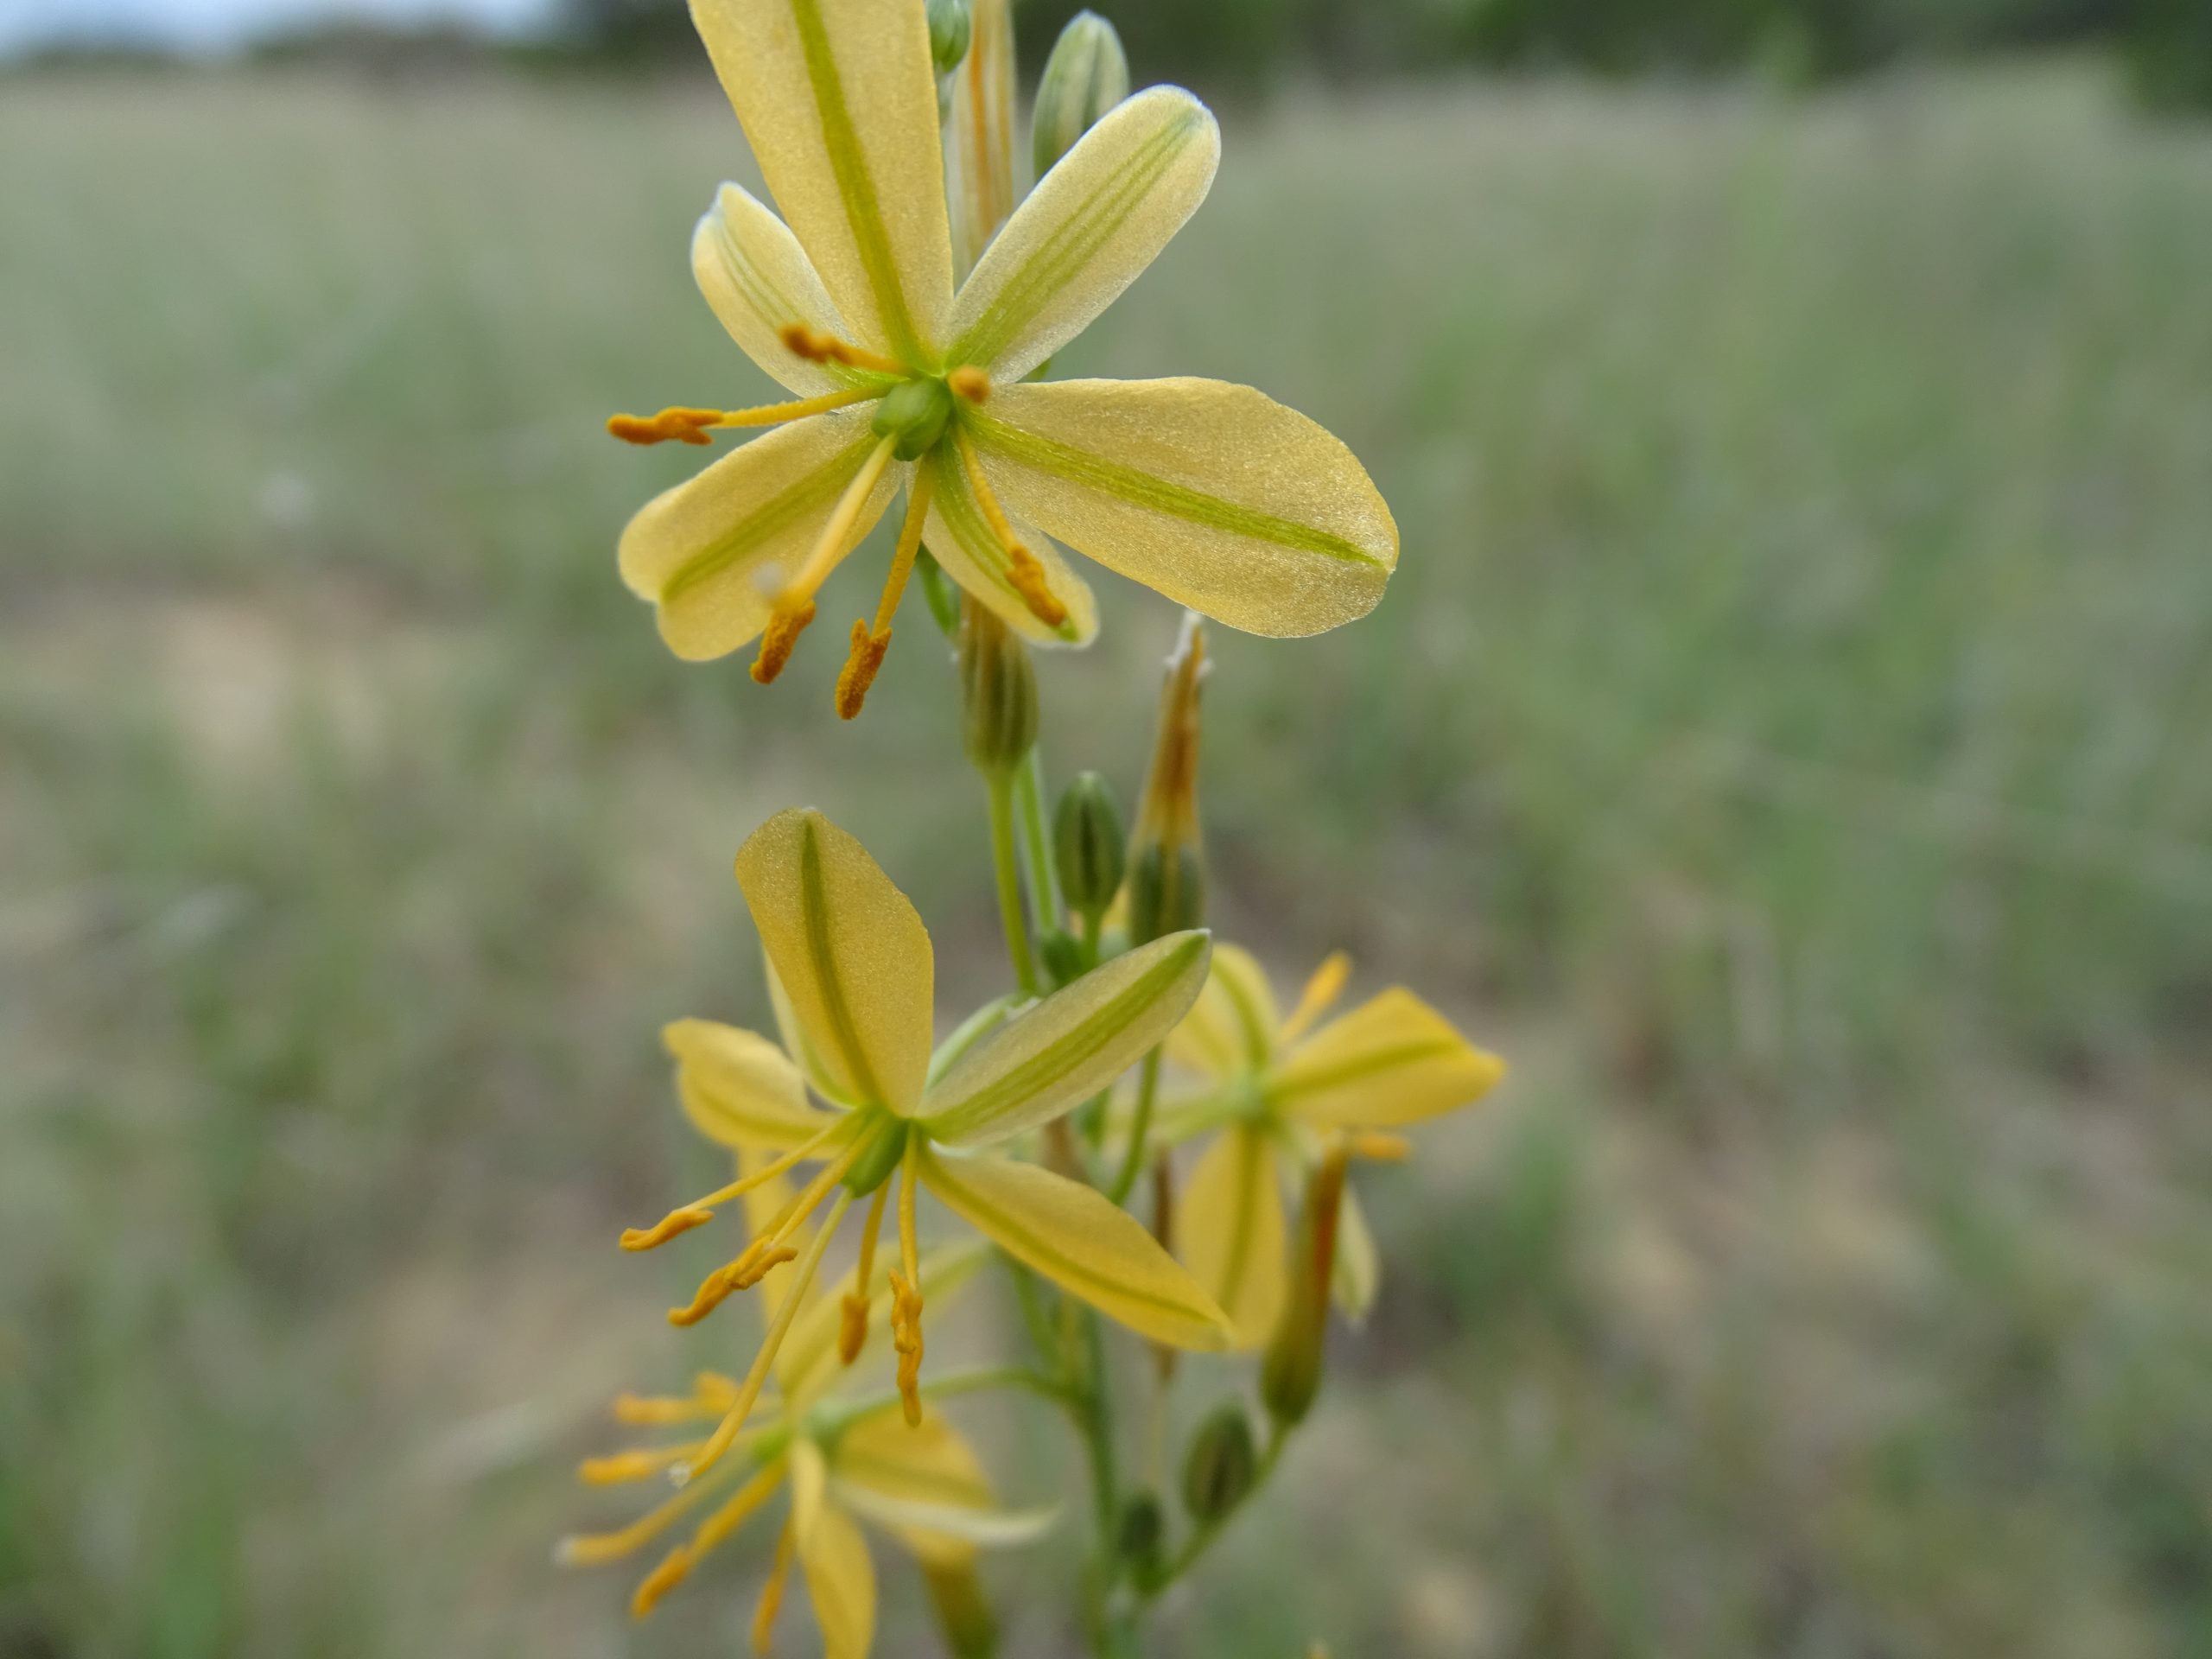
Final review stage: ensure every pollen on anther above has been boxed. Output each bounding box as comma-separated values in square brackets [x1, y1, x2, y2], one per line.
[751, 601, 816, 686]
[1007, 546, 1069, 628]
[835, 621, 893, 720]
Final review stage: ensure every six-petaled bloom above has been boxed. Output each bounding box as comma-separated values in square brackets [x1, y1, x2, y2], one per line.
[1158, 945, 1506, 1346]
[608, 0, 1399, 715]
[614, 808, 1231, 1488]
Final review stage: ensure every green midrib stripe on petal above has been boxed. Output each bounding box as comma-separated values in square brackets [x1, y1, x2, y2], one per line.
[967, 410, 1383, 568]
[788, 0, 924, 365]
[798, 816, 889, 1107]
[930, 443, 1082, 643]
[1267, 1039, 1469, 1107]
[1216, 968, 1274, 1073]
[659, 429, 879, 604]
[950, 108, 1194, 371]
[921, 1148, 1209, 1325]
[921, 935, 1203, 1143]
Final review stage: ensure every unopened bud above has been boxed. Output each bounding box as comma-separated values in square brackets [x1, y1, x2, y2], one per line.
[1039, 927, 1084, 988]
[915, 549, 961, 638]
[1033, 10, 1129, 178]
[926, 0, 972, 75]
[922, 1558, 999, 1659]
[1181, 1403, 1259, 1525]
[1115, 1491, 1166, 1590]
[1262, 1147, 1349, 1430]
[1125, 613, 1206, 945]
[958, 594, 1037, 777]
[1054, 771, 1126, 922]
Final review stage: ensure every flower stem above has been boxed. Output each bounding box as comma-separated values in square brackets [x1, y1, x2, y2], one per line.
[1139, 1421, 1291, 1601]
[1014, 747, 1063, 932]
[986, 770, 1041, 997]
[1104, 1047, 1162, 1205]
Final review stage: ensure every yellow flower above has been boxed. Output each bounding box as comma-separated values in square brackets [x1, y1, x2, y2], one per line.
[609, 0, 1399, 715]
[561, 1214, 1046, 1653]
[1160, 946, 1505, 1346]
[620, 807, 1232, 1485]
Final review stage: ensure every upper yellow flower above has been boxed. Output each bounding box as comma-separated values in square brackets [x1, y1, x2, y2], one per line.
[1159, 946, 1506, 1346]
[610, 0, 1399, 713]
[618, 807, 1233, 1487]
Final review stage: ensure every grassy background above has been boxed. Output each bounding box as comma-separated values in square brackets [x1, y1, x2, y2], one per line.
[4, 55, 2212, 1658]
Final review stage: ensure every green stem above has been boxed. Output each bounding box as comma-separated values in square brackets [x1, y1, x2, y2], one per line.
[1140, 1422, 1291, 1600]
[986, 771, 1041, 997]
[1104, 1046, 1162, 1205]
[1014, 747, 1063, 931]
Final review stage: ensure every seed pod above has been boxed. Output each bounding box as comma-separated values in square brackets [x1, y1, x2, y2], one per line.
[1032, 10, 1129, 178]
[1262, 1146, 1350, 1430]
[1054, 771, 1126, 924]
[958, 594, 1037, 778]
[1124, 613, 1206, 946]
[1115, 1491, 1166, 1590]
[926, 0, 972, 75]
[1181, 1403, 1259, 1525]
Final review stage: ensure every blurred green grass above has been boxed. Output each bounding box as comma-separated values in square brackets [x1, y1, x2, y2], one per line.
[3, 57, 2212, 1659]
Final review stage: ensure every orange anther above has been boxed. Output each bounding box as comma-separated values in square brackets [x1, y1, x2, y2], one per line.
[750, 601, 816, 686]
[620, 1205, 715, 1251]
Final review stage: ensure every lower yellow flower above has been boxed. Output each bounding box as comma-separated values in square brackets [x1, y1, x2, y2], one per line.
[560, 1227, 1047, 1654]
[1159, 946, 1506, 1346]
[616, 808, 1232, 1486]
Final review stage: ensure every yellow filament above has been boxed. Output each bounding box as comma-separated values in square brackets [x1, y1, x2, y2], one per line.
[954, 428, 1066, 627]
[680, 1188, 856, 1484]
[581, 1444, 702, 1484]
[1281, 952, 1353, 1046]
[841, 1180, 893, 1365]
[668, 1135, 867, 1327]
[621, 1115, 859, 1251]
[630, 1548, 693, 1618]
[607, 388, 878, 446]
[687, 1460, 788, 1560]
[948, 365, 991, 404]
[556, 1461, 731, 1566]
[778, 321, 908, 378]
[752, 1518, 799, 1655]
[1348, 1131, 1412, 1162]
[783, 433, 900, 609]
[834, 465, 938, 721]
[891, 1138, 925, 1425]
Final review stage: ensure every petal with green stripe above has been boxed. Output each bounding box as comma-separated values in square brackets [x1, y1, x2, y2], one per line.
[690, 0, 952, 363]
[947, 86, 1218, 383]
[918, 1145, 1233, 1350]
[618, 408, 903, 661]
[1166, 942, 1281, 1081]
[734, 808, 935, 1115]
[919, 930, 1211, 1147]
[921, 443, 1097, 647]
[1268, 988, 1503, 1130]
[692, 181, 888, 397]
[966, 378, 1398, 639]
[664, 1017, 842, 1149]
[1176, 1124, 1287, 1349]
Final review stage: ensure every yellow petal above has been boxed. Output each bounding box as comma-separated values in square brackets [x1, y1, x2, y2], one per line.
[948, 86, 1218, 383]
[1176, 1125, 1287, 1350]
[920, 931, 1211, 1147]
[664, 1019, 838, 1149]
[690, 0, 952, 364]
[1268, 988, 1504, 1130]
[617, 408, 903, 661]
[964, 378, 1397, 639]
[918, 1145, 1231, 1350]
[791, 1440, 876, 1659]
[920, 443, 1097, 647]
[1165, 943, 1281, 1082]
[734, 809, 934, 1114]
[1332, 1176, 1381, 1324]
[833, 1409, 995, 1564]
[692, 182, 886, 398]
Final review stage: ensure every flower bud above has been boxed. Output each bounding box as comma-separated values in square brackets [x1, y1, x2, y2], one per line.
[1262, 1146, 1350, 1431]
[926, 0, 972, 76]
[1039, 926, 1084, 988]
[1053, 771, 1125, 924]
[1124, 613, 1206, 946]
[922, 1558, 999, 1659]
[958, 594, 1037, 778]
[1115, 1491, 1166, 1590]
[1032, 10, 1129, 178]
[1181, 1403, 1259, 1525]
